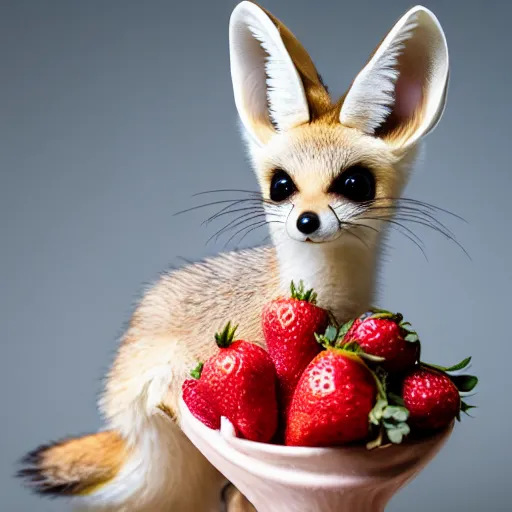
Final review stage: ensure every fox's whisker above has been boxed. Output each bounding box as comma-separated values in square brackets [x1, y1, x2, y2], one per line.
[329, 208, 374, 250]
[364, 205, 458, 238]
[191, 188, 275, 207]
[367, 197, 467, 223]
[173, 198, 265, 216]
[360, 215, 427, 245]
[391, 215, 470, 259]
[342, 225, 371, 249]
[202, 200, 257, 225]
[192, 188, 261, 196]
[225, 219, 285, 249]
[223, 220, 269, 248]
[340, 220, 381, 235]
[231, 222, 271, 248]
[205, 205, 282, 225]
[391, 214, 456, 240]
[362, 206, 464, 251]
[358, 215, 428, 259]
[206, 212, 268, 245]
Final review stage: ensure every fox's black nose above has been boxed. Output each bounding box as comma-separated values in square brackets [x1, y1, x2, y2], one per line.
[297, 212, 320, 235]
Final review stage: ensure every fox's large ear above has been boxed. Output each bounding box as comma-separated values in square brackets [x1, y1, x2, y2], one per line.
[229, 1, 329, 146]
[339, 6, 449, 149]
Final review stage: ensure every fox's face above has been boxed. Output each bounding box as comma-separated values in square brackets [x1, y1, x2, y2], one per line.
[251, 123, 411, 244]
[229, 2, 449, 246]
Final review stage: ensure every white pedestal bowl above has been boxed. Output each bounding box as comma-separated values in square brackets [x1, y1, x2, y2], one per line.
[180, 399, 453, 512]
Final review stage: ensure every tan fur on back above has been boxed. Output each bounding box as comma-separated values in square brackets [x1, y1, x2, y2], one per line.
[102, 246, 281, 431]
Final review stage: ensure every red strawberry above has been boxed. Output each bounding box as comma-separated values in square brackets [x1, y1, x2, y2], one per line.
[401, 357, 478, 431]
[183, 322, 278, 443]
[285, 348, 377, 447]
[339, 309, 420, 373]
[262, 281, 329, 421]
[182, 377, 220, 430]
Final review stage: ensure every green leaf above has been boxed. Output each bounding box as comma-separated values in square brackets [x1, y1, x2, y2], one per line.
[395, 422, 411, 436]
[424, 356, 472, 373]
[450, 374, 478, 392]
[214, 321, 238, 348]
[461, 401, 477, 414]
[386, 428, 404, 444]
[324, 325, 338, 343]
[383, 405, 409, 423]
[190, 362, 204, 380]
[384, 421, 410, 444]
[444, 356, 472, 372]
[404, 332, 419, 343]
[290, 280, 317, 303]
[336, 319, 355, 341]
[315, 333, 332, 348]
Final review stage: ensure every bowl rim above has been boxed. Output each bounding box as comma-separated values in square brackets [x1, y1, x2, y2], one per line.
[179, 398, 454, 458]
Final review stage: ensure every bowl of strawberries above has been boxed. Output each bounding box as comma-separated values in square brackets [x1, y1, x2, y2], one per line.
[180, 282, 477, 512]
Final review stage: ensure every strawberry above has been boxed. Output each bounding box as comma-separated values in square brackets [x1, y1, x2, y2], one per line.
[183, 322, 278, 443]
[182, 376, 220, 430]
[262, 281, 329, 421]
[338, 309, 420, 373]
[285, 327, 412, 449]
[401, 357, 478, 431]
[285, 347, 378, 447]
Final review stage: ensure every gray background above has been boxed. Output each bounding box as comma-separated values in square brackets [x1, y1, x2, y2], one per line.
[1, 0, 510, 510]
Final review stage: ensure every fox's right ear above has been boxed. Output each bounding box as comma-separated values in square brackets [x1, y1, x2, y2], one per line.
[229, 1, 329, 146]
[339, 6, 449, 149]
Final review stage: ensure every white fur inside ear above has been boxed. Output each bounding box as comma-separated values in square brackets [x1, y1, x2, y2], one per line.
[246, 23, 309, 131]
[340, 13, 419, 134]
[229, 2, 310, 145]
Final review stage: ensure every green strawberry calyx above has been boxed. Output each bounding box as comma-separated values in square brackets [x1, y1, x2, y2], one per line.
[337, 318, 355, 340]
[367, 367, 411, 449]
[290, 280, 318, 304]
[362, 308, 404, 324]
[214, 321, 238, 348]
[314, 325, 338, 347]
[190, 361, 204, 380]
[315, 325, 385, 364]
[420, 356, 478, 421]
[398, 321, 420, 344]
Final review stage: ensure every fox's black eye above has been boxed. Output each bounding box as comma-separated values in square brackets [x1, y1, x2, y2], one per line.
[270, 169, 296, 202]
[329, 166, 376, 202]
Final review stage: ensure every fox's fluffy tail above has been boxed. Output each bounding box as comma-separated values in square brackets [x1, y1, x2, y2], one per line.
[17, 419, 227, 511]
[17, 431, 128, 497]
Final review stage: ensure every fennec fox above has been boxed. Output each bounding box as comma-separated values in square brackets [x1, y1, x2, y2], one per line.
[19, 1, 449, 511]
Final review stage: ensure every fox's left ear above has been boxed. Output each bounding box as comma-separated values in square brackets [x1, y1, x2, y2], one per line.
[339, 5, 449, 149]
[229, 1, 330, 146]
